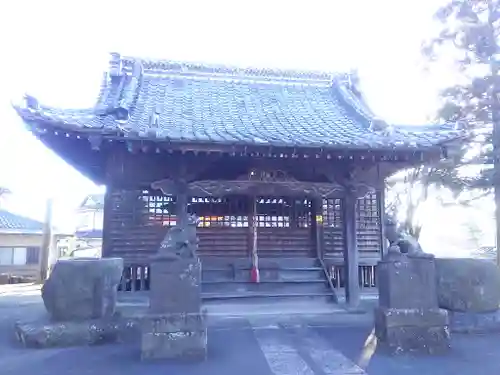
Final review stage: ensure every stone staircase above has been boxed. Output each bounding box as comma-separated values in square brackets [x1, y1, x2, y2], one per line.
[201, 257, 336, 303]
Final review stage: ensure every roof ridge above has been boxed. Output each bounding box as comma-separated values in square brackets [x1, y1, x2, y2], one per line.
[113, 52, 336, 84]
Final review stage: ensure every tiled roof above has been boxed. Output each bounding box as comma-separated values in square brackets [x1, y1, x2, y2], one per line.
[12, 53, 465, 151]
[0, 209, 44, 232]
[75, 229, 103, 239]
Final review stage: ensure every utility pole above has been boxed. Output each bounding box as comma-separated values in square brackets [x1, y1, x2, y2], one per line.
[39, 198, 53, 282]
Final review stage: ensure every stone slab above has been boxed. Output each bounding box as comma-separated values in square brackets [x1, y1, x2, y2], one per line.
[374, 307, 450, 355]
[449, 309, 500, 333]
[14, 315, 138, 348]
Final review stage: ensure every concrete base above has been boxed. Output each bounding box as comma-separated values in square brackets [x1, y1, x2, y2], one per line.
[14, 315, 138, 348]
[374, 307, 450, 354]
[449, 309, 500, 333]
[140, 312, 207, 361]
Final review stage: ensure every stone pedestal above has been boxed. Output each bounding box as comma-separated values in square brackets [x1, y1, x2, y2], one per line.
[149, 259, 201, 314]
[374, 254, 450, 354]
[141, 257, 207, 361]
[141, 312, 207, 361]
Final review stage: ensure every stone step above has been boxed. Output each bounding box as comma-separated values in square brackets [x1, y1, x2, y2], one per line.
[202, 267, 325, 282]
[202, 291, 336, 304]
[202, 280, 330, 294]
[201, 257, 320, 269]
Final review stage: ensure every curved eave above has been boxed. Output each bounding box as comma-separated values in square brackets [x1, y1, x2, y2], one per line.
[19, 120, 459, 159]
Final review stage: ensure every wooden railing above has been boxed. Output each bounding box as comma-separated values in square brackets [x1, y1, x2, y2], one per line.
[118, 263, 150, 292]
[323, 256, 378, 291]
[117, 256, 379, 294]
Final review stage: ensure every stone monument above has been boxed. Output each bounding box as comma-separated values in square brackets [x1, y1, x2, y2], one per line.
[140, 215, 207, 361]
[436, 257, 500, 333]
[374, 244, 450, 354]
[15, 257, 125, 348]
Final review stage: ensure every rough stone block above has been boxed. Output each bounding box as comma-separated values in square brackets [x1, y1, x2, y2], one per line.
[149, 259, 201, 314]
[374, 307, 450, 354]
[42, 257, 123, 321]
[449, 309, 500, 333]
[436, 258, 500, 313]
[0, 273, 10, 284]
[140, 312, 207, 361]
[377, 256, 438, 309]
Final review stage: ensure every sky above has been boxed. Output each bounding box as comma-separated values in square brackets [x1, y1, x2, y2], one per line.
[0, 0, 454, 231]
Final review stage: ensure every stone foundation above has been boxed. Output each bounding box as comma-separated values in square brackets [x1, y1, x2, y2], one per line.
[14, 315, 139, 348]
[449, 309, 500, 333]
[140, 312, 207, 361]
[375, 307, 450, 354]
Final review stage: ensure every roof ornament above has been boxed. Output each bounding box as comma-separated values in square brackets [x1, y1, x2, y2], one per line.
[109, 52, 123, 78]
[454, 120, 468, 130]
[112, 60, 143, 125]
[342, 70, 362, 99]
[23, 94, 39, 110]
[369, 118, 389, 132]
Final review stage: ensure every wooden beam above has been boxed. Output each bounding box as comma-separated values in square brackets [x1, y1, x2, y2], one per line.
[343, 189, 360, 308]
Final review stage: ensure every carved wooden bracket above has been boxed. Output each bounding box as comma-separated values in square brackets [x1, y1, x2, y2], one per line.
[151, 178, 345, 198]
[349, 183, 376, 199]
[151, 178, 187, 195]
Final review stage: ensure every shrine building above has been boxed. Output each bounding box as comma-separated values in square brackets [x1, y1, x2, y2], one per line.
[12, 53, 464, 306]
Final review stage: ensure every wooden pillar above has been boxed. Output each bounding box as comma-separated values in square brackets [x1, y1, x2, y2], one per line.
[101, 187, 113, 258]
[378, 188, 388, 257]
[248, 196, 258, 258]
[311, 197, 323, 259]
[175, 181, 189, 226]
[343, 189, 360, 307]
[39, 198, 53, 282]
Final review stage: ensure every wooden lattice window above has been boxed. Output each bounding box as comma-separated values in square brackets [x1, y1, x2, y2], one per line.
[296, 199, 312, 228]
[322, 198, 345, 256]
[356, 192, 381, 253]
[143, 191, 176, 227]
[189, 196, 249, 227]
[322, 198, 343, 228]
[256, 197, 290, 228]
[255, 198, 311, 228]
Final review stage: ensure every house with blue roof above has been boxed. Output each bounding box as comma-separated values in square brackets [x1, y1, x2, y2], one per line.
[0, 209, 45, 281]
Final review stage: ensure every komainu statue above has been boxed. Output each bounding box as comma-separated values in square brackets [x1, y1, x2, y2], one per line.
[156, 215, 200, 261]
[383, 217, 432, 258]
